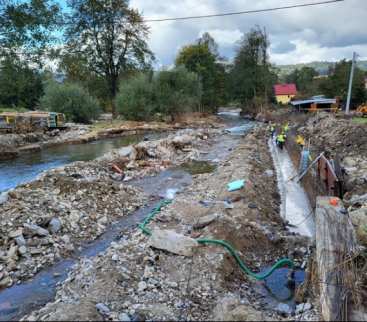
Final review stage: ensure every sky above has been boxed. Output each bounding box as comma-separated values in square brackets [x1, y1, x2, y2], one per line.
[126, 0, 367, 67]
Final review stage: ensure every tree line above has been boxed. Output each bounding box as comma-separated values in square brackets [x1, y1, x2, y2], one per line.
[1, 0, 366, 123]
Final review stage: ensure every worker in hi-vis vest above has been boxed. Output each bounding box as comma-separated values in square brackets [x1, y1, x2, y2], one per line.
[276, 132, 286, 149]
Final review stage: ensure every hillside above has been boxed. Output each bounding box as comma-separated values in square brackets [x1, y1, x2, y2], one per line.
[276, 60, 367, 77]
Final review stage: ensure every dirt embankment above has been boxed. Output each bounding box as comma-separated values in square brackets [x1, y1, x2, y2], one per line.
[0, 128, 217, 289]
[0, 114, 222, 160]
[23, 127, 312, 321]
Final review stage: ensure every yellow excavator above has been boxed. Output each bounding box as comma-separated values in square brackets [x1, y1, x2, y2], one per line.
[356, 104, 367, 117]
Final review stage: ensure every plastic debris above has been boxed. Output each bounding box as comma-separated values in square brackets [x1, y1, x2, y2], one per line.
[227, 180, 245, 192]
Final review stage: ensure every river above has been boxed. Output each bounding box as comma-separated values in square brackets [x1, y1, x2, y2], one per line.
[0, 133, 162, 193]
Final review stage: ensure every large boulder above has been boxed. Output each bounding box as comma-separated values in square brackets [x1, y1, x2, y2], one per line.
[211, 295, 267, 321]
[148, 229, 198, 256]
[349, 208, 367, 246]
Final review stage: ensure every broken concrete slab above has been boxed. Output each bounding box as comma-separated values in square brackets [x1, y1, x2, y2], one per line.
[23, 223, 49, 237]
[193, 213, 219, 229]
[148, 229, 198, 256]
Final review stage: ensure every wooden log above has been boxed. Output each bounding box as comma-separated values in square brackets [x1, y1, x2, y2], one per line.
[315, 196, 358, 321]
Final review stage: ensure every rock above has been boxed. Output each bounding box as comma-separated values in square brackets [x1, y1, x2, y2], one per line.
[0, 191, 9, 205]
[264, 170, 274, 177]
[349, 207, 367, 226]
[193, 213, 219, 229]
[248, 202, 258, 209]
[138, 281, 147, 292]
[343, 156, 357, 167]
[172, 134, 192, 148]
[48, 218, 62, 234]
[212, 295, 265, 321]
[295, 302, 312, 314]
[118, 145, 136, 159]
[18, 246, 27, 256]
[349, 193, 367, 205]
[96, 303, 110, 316]
[14, 234, 26, 247]
[118, 313, 131, 321]
[0, 276, 13, 289]
[112, 254, 119, 261]
[148, 229, 199, 256]
[276, 303, 293, 315]
[9, 229, 23, 238]
[349, 208, 367, 245]
[23, 223, 49, 237]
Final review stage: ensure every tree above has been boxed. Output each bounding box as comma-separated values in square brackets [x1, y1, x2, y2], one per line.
[319, 60, 366, 107]
[65, 0, 154, 116]
[175, 33, 224, 111]
[285, 66, 318, 95]
[40, 81, 101, 123]
[230, 26, 277, 105]
[0, 0, 61, 63]
[0, 56, 43, 109]
[116, 67, 201, 121]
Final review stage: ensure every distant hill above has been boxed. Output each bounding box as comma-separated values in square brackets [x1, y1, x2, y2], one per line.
[276, 60, 367, 78]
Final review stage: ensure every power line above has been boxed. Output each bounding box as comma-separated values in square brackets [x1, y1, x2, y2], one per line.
[143, 0, 344, 22]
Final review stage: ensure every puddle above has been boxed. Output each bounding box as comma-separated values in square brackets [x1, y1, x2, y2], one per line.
[268, 138, 315, 237]
[179, 160, 217, 175]
[254, 267, 305, 315]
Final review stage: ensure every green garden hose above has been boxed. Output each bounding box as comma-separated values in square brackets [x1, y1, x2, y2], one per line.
[138, 199, 294, 281]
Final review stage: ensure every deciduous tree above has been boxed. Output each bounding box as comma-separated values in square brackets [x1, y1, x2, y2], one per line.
[65, 0, 154, 116]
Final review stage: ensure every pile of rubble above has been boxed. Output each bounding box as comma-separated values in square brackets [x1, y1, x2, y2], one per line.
[298, 113, 367, 196]
[0, 128, 215, 289]
[297, 113, 367, 246]
[23, 127, 315, 321]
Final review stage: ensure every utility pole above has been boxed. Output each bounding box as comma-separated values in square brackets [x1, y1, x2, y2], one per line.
[345, 52, 357, 114]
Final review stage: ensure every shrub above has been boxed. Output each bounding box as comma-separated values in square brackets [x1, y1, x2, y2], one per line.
[116, 74, 155, 121]
[40, 82, 101, 123]
[116, 67, 201, 121]
[155, 66, 202, 117]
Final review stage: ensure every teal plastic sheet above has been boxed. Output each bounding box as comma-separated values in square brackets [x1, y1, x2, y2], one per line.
[227, 179, 245, 192]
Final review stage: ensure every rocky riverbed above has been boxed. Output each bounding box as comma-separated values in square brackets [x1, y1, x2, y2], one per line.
[0, 127, 220, 290]
[21, 127, 315, 321]
[0, 115, 222, 160]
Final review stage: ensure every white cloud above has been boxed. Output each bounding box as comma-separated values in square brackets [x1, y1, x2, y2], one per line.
[130, 0, 367, 66]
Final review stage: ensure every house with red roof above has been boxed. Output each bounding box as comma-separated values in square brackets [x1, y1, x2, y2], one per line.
[274, 83, 297, 105]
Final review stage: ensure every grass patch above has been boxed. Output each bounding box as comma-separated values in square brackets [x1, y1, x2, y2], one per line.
[352, 117, 367, 124]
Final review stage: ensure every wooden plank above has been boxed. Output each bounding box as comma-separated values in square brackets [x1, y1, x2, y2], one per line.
[315, 196, 358, 321]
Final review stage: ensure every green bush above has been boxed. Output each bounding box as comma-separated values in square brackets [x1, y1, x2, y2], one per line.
[116, 67, 201, 121]
[40, 82, 101, 123]
[116, 74, 155, 121]
[155, 66, 202, 117]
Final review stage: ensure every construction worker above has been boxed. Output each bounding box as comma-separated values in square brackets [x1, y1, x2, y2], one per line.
[276, 132, 286, 149]
[283, 122, 289, 133]
[296, 135, 305, 148]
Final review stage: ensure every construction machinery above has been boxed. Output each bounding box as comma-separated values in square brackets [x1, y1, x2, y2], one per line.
[356, 104, 367, 117]
[0, 111, 66, 133]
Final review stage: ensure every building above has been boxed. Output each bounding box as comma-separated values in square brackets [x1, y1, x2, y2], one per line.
[290, 96, 337, 112]
[274, 83, 297, 105]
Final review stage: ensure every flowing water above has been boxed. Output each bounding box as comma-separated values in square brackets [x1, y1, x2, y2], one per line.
[0, 116, 253, 320]
[268, 138, 315, 238]
[0, 133, 163, 193]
